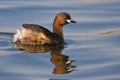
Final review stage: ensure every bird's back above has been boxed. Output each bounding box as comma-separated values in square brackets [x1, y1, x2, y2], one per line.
[13, 24, 56, 45]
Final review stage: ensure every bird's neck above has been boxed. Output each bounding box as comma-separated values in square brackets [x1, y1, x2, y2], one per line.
[53, 25, 63, 37]
[53, 20, 64, 39]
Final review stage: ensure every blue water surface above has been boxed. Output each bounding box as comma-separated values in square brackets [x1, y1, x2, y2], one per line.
[0, 0, 120, 80]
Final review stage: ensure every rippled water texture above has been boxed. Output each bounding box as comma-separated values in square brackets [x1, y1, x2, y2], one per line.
[0, 0, 120, 80]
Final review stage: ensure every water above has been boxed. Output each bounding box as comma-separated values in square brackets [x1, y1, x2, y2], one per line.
[0, 0, 120, 80]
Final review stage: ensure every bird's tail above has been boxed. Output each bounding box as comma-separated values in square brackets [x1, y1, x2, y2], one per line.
[12, 29, 21, 42]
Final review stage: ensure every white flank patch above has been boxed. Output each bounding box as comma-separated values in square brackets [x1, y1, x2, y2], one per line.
[12, 29, 21, 42]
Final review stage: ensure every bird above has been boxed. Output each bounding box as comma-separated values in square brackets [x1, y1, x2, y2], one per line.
[12, 12, 76, 45]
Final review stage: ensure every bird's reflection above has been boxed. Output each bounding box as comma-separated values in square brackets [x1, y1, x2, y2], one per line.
[50, 46, 76, 74]
[14, 44, 76, 74]
[15, 44, 54, 53]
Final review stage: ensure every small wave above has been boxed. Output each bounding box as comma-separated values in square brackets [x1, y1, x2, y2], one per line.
[99, 29, 120, 35]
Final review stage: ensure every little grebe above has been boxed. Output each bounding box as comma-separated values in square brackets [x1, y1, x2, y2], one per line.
[12, 12, 76, 45]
